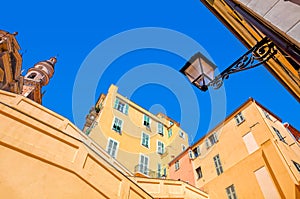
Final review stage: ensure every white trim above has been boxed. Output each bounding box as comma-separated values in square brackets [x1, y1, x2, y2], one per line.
[111, 116, 123, 133]
[141, 131, 150, 148]
[106, 137, 119, 158]
[139, 153, 150, 176]
[143, 114, 151, 127]
[157, 140, 165, 154]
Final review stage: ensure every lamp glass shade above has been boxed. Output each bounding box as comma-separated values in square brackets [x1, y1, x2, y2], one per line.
[180, 52, 216, 91]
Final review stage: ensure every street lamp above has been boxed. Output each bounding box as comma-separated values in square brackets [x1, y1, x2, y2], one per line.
[180, 37, 277, 91]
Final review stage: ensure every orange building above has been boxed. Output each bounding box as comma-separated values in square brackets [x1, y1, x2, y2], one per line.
[169, 98, 300, 199]
[169, 147, 196, 186]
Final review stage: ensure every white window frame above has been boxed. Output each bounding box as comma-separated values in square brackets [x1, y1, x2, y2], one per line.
[112, 117, 123, 133]
[179, 130, 185, 139]
[272, 126, 285, 142]
[168, 128, 172, 138]
[196, 166, 203, 179]
[206, 132, 218, 149]
[114, 98, 129, 115]
[175, 160, 180, 171]
[157, 122, 164, 135]
[234, 112, 245, 125]
[139, 154, 149, 176]
[263, 110, 272, 120]
[143, 114, 151, 127]
[213, 154, 223, 175]
[106, 138, 119, 158]
[157, 140, 165, 154]
[182, 144, 186, 151]
[193, 146, 201, 157]
[141, 132, 150, 148]
[157, 163, 161, 178]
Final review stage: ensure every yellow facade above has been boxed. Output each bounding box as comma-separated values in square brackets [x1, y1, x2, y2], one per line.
[84, 84, 189, 178]
[174, 98, 300, 198]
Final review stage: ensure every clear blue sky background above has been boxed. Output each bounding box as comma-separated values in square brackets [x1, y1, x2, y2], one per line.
[2, 0, 299, 143]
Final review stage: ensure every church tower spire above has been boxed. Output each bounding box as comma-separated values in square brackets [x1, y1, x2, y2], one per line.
[22, 57, 57, 104]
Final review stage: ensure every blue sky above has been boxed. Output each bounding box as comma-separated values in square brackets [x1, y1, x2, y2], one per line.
[2, 0, 299, 143]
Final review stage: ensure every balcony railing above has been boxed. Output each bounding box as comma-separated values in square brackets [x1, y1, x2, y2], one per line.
[134, 164, 158, 178]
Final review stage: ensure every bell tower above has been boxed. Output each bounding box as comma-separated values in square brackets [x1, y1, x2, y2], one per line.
[22, 57, 57, 104]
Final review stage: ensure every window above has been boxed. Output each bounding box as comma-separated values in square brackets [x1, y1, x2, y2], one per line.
[139, 154, 149, 175]
[193, 146, 200, 157]
[157, 141, 165, 154]
[292, 161, 300, 173]
[182, 144, 186, 151]
[226, 184, 237, 199]
[169, 120, 174, 126]
[175, 160, 180, 170]
[141, 132, 150, 148]
[157, 163, 161, 178]
[106, 138, 119, 158]
[112, 117, 123, 133]
[234, 112, 245, 125]
[168, 128, 173, 138]
[157, 122, 164, 135]
[206, 133, 218, 148]
[114, 98, 129, 114]
[272, 126, 285, 142]
[196, 166, 203, 179]
[263, 110, 272, 120]
[163, 168, 167, 177]
[143, 115, 150, 127]
[179, 130, 185, 139]
[188, 150, 194, 159]
[213, 154, 223, 175]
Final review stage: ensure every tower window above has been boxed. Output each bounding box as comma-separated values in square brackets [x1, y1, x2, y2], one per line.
[27, 72, 37, 79]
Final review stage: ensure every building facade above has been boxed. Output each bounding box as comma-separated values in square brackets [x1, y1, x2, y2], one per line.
[83, 84, 189, 178]
[169, 98, 300, 198]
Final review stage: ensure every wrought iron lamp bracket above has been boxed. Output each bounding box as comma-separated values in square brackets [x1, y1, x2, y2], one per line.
[208, 37, 277, 89]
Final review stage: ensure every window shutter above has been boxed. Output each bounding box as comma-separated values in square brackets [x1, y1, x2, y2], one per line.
[205, 139, 210, 149]
[197, 146, 201, 155]
[114, 98, 119, 109]
[124, 104, 129, 114]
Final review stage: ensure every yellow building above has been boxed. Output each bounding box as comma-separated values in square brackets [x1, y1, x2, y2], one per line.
[83, 84, 189, 178]
[170, 98, 300, 198]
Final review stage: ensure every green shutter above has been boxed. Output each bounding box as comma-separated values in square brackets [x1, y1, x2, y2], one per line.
[124, 104, 129, 114]
[114, 98, 119, 109]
